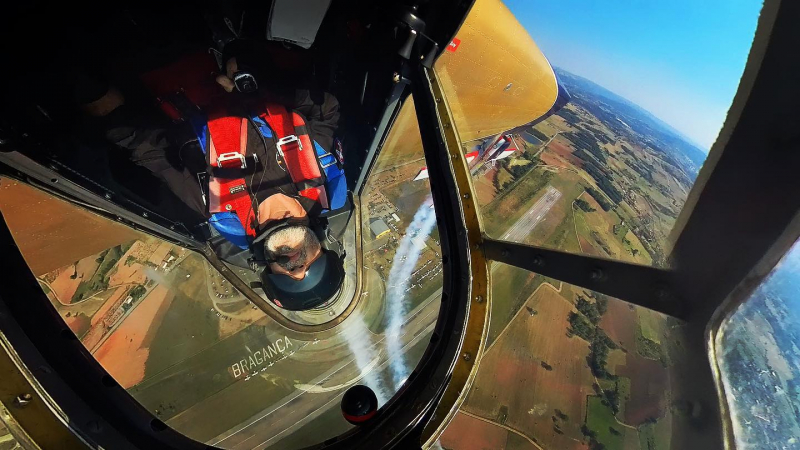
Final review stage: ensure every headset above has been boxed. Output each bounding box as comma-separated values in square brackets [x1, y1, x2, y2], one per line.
[250, 220, 345, 311]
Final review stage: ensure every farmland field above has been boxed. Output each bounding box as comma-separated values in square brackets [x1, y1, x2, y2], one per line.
[464, 284, 595, 450]
[586, 396, 627, 450]
[441, 58, 709, 448]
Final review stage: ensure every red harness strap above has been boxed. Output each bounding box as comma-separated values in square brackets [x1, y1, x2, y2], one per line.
[260, 104, 329, 209]
[207, 112, 257, 237]
[204, 103, 332, 239]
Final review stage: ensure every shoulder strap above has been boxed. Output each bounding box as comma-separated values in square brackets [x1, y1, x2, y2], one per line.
[260, 103, 330, 209]
[206, 109, 257, 237]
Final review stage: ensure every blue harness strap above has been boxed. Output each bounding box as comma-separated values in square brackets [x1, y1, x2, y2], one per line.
[209, 212, 250, 249]
[313, 140, 347, 211]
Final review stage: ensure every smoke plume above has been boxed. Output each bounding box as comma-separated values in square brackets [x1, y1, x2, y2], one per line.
[384, 195, 438, 388]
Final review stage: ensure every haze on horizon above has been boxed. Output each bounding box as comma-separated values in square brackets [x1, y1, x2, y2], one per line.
[505, 0, 763, 152]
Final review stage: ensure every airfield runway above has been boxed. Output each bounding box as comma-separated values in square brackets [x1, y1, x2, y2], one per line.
[501, 186, 562, 242]
[209, 287, 443, 449]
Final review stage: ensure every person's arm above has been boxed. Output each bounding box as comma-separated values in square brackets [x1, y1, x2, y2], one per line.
[92, 91, 208, 218]
[291, 89, 340, 152]
[213, 55, 341, 149]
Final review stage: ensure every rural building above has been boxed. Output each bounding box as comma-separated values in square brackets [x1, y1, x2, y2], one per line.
[370, 219, 391, 239]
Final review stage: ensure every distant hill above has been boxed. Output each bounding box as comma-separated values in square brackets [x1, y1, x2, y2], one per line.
[554, 68, 708, 172]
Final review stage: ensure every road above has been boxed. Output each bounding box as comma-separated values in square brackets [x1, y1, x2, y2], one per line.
[208, 287, 444, 449]
[256, 321, 438, 450]
[532, 131, 560, 158]
[501, 186, 562, 242]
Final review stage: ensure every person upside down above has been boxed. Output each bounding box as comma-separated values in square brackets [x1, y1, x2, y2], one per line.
[78, 48, 348, 309]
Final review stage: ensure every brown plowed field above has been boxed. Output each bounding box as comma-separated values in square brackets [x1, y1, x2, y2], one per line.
[0, 180, 140, 276]
[439, 412, 512, 450]
[599, 300, 637, 350]
[476, 167, 499, 206]
[463, 285, 592, 450]
[540, 151, 568, 168]
[49, 266, 83, 304]
[548, 140, 584, 168]
[578, 237, 601, 256]
[618, 354, 667, 425]
[94, 285, 174, 388]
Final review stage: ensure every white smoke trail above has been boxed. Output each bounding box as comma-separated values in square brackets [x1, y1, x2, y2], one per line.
[340, 316, 391, 405]
[142, 266, 168, 286]
[385, 195, 438, 388]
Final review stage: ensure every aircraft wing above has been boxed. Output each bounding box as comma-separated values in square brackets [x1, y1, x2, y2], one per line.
[434, 0, 569, 143]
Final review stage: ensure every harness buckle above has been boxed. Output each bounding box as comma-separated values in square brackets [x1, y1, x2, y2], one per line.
[276, 135, 303, 157]
[217, 152, 247, 169]
[319, 152, 338, 169]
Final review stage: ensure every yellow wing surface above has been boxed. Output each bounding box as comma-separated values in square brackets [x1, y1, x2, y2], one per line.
[378, 0, 562, 172]
[436, 0, 560, 144]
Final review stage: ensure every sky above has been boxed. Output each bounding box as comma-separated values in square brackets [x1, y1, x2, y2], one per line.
[504, 0, 763, 150]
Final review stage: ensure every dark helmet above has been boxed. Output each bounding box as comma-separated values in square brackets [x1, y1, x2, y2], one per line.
[251, 220, 345, 311]
[262, 249, 345, 310]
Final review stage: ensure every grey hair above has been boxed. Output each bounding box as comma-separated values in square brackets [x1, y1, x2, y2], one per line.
[264, 225, 321, 271]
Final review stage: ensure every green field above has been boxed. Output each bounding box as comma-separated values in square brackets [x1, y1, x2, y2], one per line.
[637, 309, 663, 344]
[481, 167, 554, 236]
[574, 208, 593, 251]
[505, 432, 536, 450]
[586, 396, 626, 450]
[143, 290, 221, 380]
[487, 266, 545, 346]
[634, 323, 665, 364]
[615, 376, 631, 421]
[362, 268, 387, 333]
[546, 202, 581, 252]
[129, 258, 315, 440]
[638, 420, 671, 450]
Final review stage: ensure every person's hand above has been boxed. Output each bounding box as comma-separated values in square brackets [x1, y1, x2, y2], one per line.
[215, 57, 239, 93]
[82, 87, 125, 117]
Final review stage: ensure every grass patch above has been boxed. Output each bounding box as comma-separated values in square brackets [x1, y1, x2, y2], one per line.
[482, 169, 554, 237]
[505, 432, 536, 450]
[496, 167, 514, 190]
[638, 420, 670, 450]
[573, 209, 595, 252]
[624, 230, 652, 264]
[143, 294, 221, 379]
[598, 378, 616, 392]
[586, 396, 625, 450]
[509, 158, 532, 168]
[615, 376, 631, 420]
[635, 324, 665, 364]
[362, 269, 387, 333]
[38, 281, 51, 295]
[637, 309, 663, 344]
[487, 265, 545, 346]
[547, 206, 581, 252]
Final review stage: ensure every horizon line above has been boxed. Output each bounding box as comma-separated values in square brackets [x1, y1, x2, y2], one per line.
[553, 66, 709, 152]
